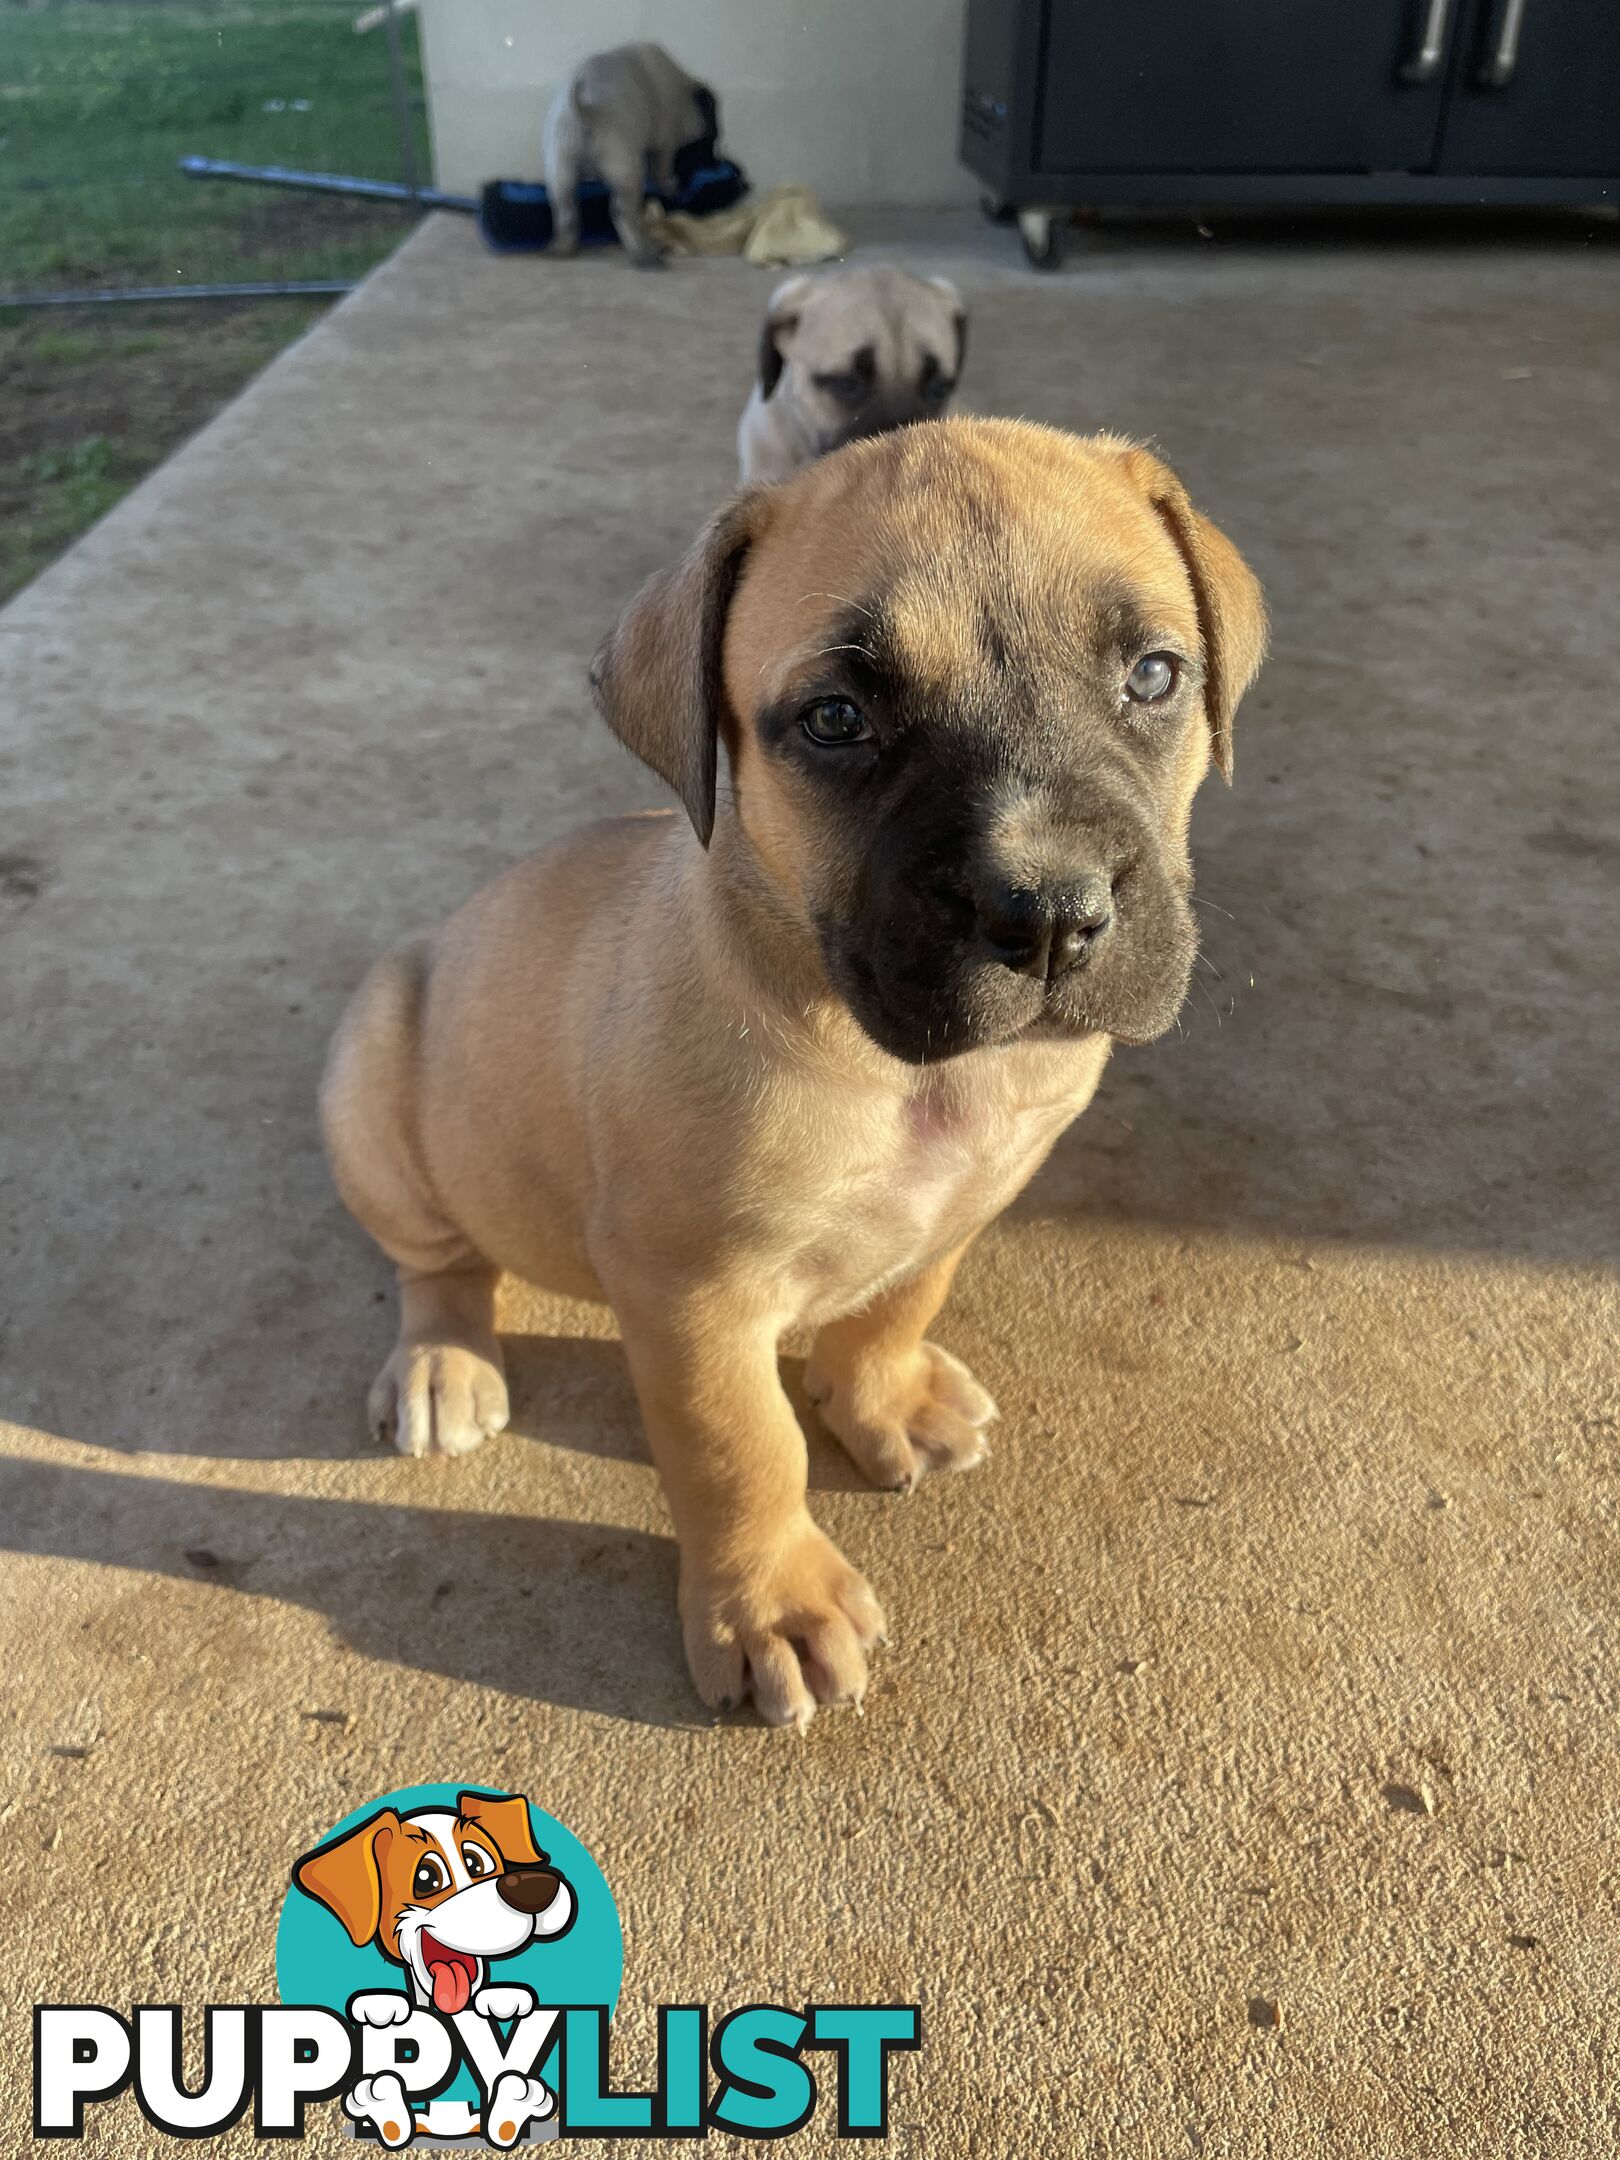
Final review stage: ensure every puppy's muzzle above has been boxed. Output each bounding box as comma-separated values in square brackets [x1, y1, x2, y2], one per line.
[496, 1863, 565, 1915]
[976, 874, 1116, 983]
[826, 388, 937, 453]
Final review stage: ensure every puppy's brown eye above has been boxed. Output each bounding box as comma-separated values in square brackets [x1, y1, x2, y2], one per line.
[800, 697, 872, 747]
[412, 1856, 448, 1899]
[1125, 653, 1179, 703]
[461, 1844, 494, 1879]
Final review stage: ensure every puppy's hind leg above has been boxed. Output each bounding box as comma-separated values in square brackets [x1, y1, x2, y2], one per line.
[597, 136, 664, 267]
[371, 1262, 507, 1460]
[321, 945, 509, 1460]
[543, 105, 584, 257]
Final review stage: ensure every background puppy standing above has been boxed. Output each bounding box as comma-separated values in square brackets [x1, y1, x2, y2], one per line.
[541, 41, 716, 266]
[738, 266, 968, 482]
[322, 420, 1265, 1730]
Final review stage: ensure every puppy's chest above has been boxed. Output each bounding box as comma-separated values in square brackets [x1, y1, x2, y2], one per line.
[785, 1076, 1078, 1317]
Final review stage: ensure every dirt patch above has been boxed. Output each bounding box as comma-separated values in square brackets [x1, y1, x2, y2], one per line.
[0, 297, 330, 601]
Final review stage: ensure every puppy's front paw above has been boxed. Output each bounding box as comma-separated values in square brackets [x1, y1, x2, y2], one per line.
[368, 1342, 508, 1459]
[805, 1340, 997, 1493]
[683, 1520, 886, 1730]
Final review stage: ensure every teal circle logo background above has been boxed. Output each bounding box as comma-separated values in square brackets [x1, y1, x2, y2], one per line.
[275, 1783, 622, 2104]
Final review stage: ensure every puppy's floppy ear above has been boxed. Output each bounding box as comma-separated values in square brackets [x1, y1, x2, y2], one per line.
[590, 490, 764, 847]
[758, 273, 812, 399]
[457, 1791, 544, 1867]
[1119, 446, 1267, 784]
[927, 275, 969, 379]
[292, 1808, 400, 1946]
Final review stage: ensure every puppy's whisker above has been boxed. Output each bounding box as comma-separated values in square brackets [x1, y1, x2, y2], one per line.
[1188, 895, 1237, 921]
[804, 641, 878, 664]
[799, 590, 880, 622]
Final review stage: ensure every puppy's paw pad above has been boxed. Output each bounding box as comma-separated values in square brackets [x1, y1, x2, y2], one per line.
[368, 1342, 509, 1460]
[685, 1525, 886, 1731]
[807, 1339, 997, 1490]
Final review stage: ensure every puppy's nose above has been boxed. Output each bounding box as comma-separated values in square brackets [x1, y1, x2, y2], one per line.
[495, 1864, 563, 1914]
[979, 878, 1114, 981]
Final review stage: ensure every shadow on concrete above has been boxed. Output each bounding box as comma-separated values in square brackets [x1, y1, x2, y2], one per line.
[0, 1453, 701, 1731]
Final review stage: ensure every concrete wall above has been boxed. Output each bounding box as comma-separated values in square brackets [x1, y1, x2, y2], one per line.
[419, 0, 977, 209]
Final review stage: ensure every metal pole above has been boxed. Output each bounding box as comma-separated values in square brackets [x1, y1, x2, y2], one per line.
[381, 0, 422, 204]
[179, 156, 474, 214]
[1, 281, 356, 309]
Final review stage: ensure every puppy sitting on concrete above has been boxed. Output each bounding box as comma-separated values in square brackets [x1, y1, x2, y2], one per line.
[541, 41, 717, 267]
[738, 266, 968, 482]
[322, 419, 1265, 1728]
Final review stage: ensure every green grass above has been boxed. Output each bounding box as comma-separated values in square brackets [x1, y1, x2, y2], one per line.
[0, 429, 145, 600]
[0, 297, 327, 601]
[1, 0, 431, 291]
[0, 1, 432, 601]
[0, 434, 144, 595]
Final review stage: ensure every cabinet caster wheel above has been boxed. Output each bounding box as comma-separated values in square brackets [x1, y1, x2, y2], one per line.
[1017, 208, 1068, 270]
[980, 193, 1017, 225]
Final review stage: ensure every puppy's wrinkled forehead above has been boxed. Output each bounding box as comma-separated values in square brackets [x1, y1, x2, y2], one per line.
[727, 423, 1202, 711]
[791, 268, 958, 374]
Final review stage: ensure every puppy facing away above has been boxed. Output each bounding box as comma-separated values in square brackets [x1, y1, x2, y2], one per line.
[738, 266, 968, 483]
[322, 420, 1265, 1728]
[541, 41, 716, 266]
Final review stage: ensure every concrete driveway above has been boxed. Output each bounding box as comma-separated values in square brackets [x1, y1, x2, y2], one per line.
[2, 212, 1616, 2153]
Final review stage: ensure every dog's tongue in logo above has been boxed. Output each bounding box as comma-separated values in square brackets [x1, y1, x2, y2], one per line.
[422, 1934, 476, 2016]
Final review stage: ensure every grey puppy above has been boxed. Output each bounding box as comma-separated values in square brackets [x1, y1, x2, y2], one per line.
[541, 42, 716, 268]
[737, 266, 968, 484]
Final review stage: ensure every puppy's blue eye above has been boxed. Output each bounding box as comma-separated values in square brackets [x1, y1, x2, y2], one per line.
[1125, 652, 1179, 703]
[800, 697, 872, 747]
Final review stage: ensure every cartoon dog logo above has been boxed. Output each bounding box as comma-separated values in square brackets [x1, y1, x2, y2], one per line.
[293, 1790, 574, 2148]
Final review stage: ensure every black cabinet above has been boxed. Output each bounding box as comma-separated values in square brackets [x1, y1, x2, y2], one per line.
[962, 0, 1619, 264]
[1437, 0, 1620, 175]
[1038, 0, 1448, 176]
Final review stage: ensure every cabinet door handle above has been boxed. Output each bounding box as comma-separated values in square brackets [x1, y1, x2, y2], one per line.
[1399, 0, 1453, 82]
[1477, 0, 1528, 87]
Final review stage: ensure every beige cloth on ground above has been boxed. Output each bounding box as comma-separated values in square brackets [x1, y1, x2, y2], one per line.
[647, 184, 848, 266]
